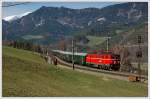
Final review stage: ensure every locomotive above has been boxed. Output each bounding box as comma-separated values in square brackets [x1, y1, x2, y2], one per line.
[52, 50, 120, 71]
[86, 52, 120, 70]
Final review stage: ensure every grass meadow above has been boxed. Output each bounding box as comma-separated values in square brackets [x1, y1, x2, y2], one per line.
[2, 46, 148, 96]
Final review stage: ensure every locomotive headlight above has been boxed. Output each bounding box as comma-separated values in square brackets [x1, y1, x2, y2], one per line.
[99, 60, 102, 62]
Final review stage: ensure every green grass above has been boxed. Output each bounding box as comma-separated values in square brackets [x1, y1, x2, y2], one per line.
[132, 63, 148, 75]
[2, 46, 148, 96]
[87, 36, 106, 47]
[132, 63, 148, 70]
[3, 46, 46, 64]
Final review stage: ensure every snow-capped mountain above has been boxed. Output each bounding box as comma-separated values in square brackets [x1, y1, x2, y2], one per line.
[3, 2, 147, 42]
[3, 12, 31, 22]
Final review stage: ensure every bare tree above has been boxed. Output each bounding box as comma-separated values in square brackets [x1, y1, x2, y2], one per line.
[58, 39, 67, 51]
[112, 45, 133, 72]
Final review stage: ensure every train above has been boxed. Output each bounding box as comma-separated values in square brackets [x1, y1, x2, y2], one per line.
[52, 50, 120, 71]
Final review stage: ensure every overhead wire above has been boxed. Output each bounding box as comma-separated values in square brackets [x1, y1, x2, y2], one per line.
[2, 2, 30, 7]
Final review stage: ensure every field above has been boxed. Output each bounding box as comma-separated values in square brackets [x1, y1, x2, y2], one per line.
[2, 46, 148, 96]
[86, 36, 106, 47]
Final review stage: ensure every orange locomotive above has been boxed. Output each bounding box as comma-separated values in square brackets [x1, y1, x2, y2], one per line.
[86, 52, 120, 71]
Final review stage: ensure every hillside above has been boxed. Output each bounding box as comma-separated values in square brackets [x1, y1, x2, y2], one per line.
[2, 2, 148, 45]
[96, 23, 148, 63]
[2, 46, 148, 96]
[86, 36, 106, 47]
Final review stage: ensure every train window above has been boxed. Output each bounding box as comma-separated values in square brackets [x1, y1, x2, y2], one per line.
[104, 55, 106, 58]
[110, 55, 112, 58]
[105, 55, 109, 58]
[108, 55, 111, 58]
[99, 55, 101, 58]
[102, 55, 104, 58]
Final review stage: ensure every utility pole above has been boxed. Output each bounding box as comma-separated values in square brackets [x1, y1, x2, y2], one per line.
[136, 35, 142, 81]
[72, 38, 75, 70]
[106, 33, 111, 52]
[106, 37, 109, 52]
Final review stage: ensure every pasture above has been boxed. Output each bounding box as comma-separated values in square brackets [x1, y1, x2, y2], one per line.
[2, 46, 148, 96]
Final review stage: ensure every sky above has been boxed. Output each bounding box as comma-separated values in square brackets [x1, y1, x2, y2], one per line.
[2, 2, 121, 18]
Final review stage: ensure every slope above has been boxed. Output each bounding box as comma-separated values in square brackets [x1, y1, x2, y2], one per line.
[2, 46, 147, 96]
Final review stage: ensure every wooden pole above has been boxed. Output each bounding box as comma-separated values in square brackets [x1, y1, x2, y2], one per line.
[107, 36, 109, 52]
[137, 35, 142, 81]
[106, 33, 110, 52]
[72, 38, 75, 70]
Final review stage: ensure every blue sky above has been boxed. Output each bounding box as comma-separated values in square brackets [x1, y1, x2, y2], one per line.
[2, 2, 121, 18]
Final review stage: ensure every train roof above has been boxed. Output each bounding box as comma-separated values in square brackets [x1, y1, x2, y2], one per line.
[52, 50, 87, 56]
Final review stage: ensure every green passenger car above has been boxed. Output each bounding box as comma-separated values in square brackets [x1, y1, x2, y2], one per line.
[52, 50, 87, 65]
[73, 53, 87, 65]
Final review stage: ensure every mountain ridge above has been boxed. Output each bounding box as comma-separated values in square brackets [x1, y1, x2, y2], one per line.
[2, 2, 148, 45]
[3, 12, 31, 22]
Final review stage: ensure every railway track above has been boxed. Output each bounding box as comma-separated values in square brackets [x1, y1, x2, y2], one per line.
[54, 56, 148, 82]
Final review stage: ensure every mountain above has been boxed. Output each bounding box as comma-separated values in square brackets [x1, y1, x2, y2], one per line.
[3, 12, 31, 22]
[2, 2, 148, 45]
